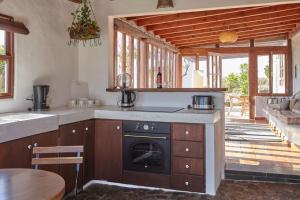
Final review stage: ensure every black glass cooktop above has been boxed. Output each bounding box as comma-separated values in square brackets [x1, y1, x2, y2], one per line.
[131, 106, 184, 113]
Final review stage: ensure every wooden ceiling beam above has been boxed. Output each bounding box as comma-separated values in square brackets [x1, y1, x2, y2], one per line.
[174, 29, 290, 46]
[176, 33, 288, 48]
[147, 4, 300, 31]
[153, 7, 300, 35]
[134, 6, 258, 26]
[68, 0, 82, 3]
[169, 24, 295, 43]
[126, 15, 161, 21]
[161, 16, 300, 39]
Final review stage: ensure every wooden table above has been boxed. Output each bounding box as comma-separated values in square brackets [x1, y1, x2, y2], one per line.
[0, 169, 65, 200]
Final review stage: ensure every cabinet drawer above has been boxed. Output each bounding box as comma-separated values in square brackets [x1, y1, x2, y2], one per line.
[171, 174, 204, 193]
[172, 157, 204, 175]
[172, 124, 204, 141]
[173, 141, 204, 158]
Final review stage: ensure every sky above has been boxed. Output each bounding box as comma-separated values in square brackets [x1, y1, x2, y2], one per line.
[222, 57, 248, 77]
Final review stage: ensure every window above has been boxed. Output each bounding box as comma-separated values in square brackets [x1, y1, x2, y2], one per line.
[0, 30, 14, 98]
[182, 56, 196, 88]
[257, 55, 270, 94]
[256, 52, 287, 95]
[114, 30, 177, 88]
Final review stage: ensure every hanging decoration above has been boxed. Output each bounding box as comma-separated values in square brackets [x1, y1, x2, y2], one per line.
[157, 0, 174, 9]
[219, 29, 238, 44]
[67, 0, 101, 47]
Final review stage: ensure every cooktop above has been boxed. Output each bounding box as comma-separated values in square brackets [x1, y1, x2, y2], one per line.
[131, 106, 184, 113]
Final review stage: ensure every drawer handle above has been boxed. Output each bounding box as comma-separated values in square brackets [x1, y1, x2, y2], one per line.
[117, 126, 121, 130]
[185, 181, 189, 186]
[185, 164, 190, 169]
[185, 148, 190, 152]
[72, 129, 76, 133]
[185, 130, 189, 135]
[85, 127, 89, 131]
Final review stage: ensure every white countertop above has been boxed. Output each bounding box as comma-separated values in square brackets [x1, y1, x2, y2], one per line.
[0, 106, 221, 143]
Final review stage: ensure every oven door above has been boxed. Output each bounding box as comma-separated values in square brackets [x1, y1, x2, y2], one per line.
[123, 132, 170, 174]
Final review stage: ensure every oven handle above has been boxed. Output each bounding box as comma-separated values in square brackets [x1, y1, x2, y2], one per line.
[124, 134, 168, 140]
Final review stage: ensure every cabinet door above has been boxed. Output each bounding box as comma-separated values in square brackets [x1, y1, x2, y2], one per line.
[0, 136, 32, 168]
[31, 131, 59, 173]
[83, 120, 95, 184]
[95, 119, 122, 182]
[59, 122, 84, 193]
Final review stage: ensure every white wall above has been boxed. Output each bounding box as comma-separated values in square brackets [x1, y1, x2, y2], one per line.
[0, 0, 78, 112]
[78, 0, 300, 106]
[292, 32, 300, 94]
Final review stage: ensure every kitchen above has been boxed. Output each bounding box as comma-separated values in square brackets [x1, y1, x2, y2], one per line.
[0, 0, 300, 200]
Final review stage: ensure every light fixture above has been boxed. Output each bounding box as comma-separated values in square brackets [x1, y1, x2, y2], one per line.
[67, 0, 101, 47]
[219, 29, 238, 44]
[157, 0, 174, 9]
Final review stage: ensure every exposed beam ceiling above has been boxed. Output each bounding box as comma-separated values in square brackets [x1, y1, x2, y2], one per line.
[125, 3, 300, 48]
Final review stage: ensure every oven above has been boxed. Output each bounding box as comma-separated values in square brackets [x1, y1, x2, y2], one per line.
[123, 121, 171, 175]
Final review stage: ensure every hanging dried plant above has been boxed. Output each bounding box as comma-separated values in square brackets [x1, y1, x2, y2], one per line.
[67, 0, 101, 46]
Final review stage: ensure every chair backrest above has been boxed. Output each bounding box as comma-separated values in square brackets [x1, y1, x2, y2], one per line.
[32, 146, 84, 167]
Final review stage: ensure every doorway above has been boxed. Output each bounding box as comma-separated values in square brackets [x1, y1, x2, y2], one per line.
[221, 54, 250, 119]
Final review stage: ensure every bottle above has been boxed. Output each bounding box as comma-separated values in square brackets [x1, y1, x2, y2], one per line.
[157, 67, 162, 88]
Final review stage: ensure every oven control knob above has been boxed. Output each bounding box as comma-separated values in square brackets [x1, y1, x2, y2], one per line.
[144, 164, 148, 169]
[143, 124, 149, 131]
[135, 123, 141, 130]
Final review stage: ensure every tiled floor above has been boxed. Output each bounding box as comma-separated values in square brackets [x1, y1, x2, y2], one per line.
[225, 119, 300, 176]
[66, 181, 300, 200]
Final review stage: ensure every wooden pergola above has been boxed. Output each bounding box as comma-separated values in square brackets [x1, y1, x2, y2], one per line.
[127, 3, 300, 48]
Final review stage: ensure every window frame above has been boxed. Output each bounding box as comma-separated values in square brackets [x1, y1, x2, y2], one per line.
[255, 50, 288, 96]
[0, 30, 14, 99]
[113, 29, 178, 89]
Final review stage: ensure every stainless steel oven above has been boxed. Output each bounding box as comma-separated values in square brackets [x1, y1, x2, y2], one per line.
[123, 121, 171, 174]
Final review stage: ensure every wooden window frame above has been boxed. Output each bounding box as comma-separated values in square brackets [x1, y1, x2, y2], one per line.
[255, 50, 289, 96]
[0, 30, 14, 99]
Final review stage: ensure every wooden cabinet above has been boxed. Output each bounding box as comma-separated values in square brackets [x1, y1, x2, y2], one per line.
[59, 121, 85, 193]
[31, 131, 59, 173]
[95, 119, 122, 182]
[83, 120, 95, 184]
[0, 136, 32, 169]
[171, 123, 205, 193]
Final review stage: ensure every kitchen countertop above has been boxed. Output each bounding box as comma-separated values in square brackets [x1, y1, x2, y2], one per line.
[0, 106, 221, 143]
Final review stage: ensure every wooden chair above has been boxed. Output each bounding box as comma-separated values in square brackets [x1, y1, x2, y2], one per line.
[32, 146, 84, 196]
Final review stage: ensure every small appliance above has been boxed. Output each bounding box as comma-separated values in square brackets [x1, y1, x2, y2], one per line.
[116, 73, 136, 108]
[31, 85, 50, 111]
[120, 90, 136, 108]
[192, 95, 214, 110]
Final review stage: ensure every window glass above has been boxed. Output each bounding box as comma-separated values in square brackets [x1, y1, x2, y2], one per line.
[125, 35, 130, 74]
[272, 54, 286, 94]
[116, 31, 123, 75]
[133, 38, 138, 88]
[0, 60, 8, 93]
[199, 56, 207, 88]
[182, 56, 196, 88]
[0, 30, 5, 55]
[148, 44, 152, 87]
[257, 55, 270, 94]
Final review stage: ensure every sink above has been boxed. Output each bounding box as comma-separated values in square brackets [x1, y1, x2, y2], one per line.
[0, 112, 58, 143]
[0, 113, 54, 121]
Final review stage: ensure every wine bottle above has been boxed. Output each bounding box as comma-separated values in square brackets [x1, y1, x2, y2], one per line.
[157, 67, 162, 88]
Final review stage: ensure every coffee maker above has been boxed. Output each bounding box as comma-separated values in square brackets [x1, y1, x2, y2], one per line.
[29, 85, 50, 111]
[120, 90, 136, 108]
